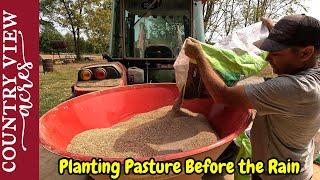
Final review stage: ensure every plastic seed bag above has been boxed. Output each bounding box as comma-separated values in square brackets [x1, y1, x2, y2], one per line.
[174, 22, 269, 92]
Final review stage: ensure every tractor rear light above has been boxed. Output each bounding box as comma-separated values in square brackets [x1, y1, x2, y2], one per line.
[94, 68, 107, 80]
[79, 69, 92, 81]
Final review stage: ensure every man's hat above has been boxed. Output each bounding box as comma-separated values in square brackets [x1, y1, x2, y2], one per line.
[254, 14, 320, 52]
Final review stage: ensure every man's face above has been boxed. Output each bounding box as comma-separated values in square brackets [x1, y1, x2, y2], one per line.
[266, 48, 301, 75]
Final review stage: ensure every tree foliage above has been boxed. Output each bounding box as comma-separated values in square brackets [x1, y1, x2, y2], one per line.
[40, 0, 112, 59]
[203, 0, 307, 43]
[40, 0, 308, 54]
[148, 17, 184, 48]
[40, 29, 97, 54]
[84, 0, 112, 53]
[41, 0, 88, 60]
[40, 22, 65, 53]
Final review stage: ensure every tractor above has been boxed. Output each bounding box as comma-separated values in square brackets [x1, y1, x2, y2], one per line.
[72, 0, 206, 96]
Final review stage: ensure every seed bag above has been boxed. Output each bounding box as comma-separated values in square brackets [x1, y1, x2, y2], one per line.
[173, 22, 269, 89]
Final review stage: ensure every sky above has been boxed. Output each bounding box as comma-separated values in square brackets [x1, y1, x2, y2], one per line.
[304, 0, 320, 20]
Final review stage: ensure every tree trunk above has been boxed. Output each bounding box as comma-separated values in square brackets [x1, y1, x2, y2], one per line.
[244, 0, 252, 27]
[76, 28, 81, 61]
[72, 29, 81, 61]
[75, 41, 81, 61]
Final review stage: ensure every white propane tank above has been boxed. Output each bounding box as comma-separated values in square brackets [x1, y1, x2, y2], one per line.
[128, 67, 144, 84]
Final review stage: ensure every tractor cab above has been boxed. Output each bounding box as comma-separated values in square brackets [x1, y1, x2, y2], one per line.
[73, 0, 205, 96]
[116, 0, 189, 59]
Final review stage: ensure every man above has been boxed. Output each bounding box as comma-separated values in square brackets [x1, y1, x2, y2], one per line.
[184, 14, 320, 179]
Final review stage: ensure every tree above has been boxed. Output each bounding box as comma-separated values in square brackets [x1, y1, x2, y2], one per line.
[81, 39, 95, 54]
[84, 0, 113, 54]
[40, 22, 64, 53]
[203, 0, 307, 43]
[64, 32, 95, 54]
[40, 0, 90, 61]
[240, 0, 307, 26]
[63, 33, 77, 53]
[148, 16, 184, 49]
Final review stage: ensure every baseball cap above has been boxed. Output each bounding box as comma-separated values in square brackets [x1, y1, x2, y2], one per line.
[254, 14, 320, 52]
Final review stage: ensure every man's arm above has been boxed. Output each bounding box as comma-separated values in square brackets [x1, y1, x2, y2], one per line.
[185, 38, 253, 109]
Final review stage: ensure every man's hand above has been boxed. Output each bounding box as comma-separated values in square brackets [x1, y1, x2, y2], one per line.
[184, 37, 203, 60]
[183, 37, 253, 109]
[261, 17, 274, 31]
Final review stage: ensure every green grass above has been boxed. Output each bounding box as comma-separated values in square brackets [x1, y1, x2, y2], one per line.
[39, 62, 100, 116]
